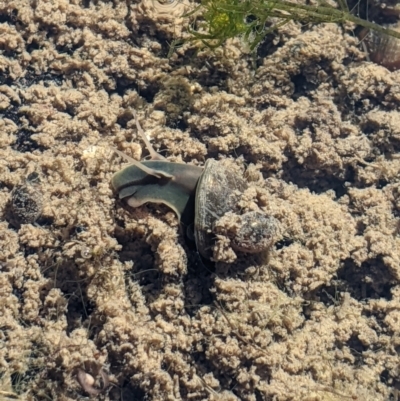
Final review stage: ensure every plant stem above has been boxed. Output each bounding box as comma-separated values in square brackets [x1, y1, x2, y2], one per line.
[187, 0, 400, 50]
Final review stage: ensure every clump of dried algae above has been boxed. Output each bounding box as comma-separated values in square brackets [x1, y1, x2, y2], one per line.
[0, 1, 400, 401]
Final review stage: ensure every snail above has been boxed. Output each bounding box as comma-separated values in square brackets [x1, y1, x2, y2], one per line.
[356, 2, 400, 71]
[359, 23, 400, 71]
[111, 110, 278, 261]
[9, 172, 43, 226]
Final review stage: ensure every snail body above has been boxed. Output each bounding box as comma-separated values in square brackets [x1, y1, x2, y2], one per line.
[112, 110, 278, 261]
[112, 159, 202, 226]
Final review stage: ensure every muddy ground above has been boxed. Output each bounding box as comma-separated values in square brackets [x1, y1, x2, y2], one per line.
[0, 1, 400, 400]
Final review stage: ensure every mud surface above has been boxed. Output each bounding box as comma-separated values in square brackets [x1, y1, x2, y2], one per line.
[1, 1, 400, 400]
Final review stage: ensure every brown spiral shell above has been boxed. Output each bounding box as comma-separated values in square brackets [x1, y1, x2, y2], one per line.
[360, 22, 400, 71]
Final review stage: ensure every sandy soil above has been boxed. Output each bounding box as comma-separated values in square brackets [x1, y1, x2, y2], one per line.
[1, 1, 400, 400]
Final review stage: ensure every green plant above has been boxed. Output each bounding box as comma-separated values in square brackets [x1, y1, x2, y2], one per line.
[186, 0, 400, 50]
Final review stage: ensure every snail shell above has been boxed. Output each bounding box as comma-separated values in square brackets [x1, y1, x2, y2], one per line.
[111, 110, 278, 261]
[10, 179, 43, 225]
[194, 159, 278, 260]
[360, 22, 400, 71]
